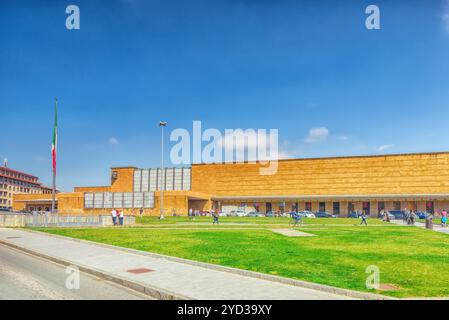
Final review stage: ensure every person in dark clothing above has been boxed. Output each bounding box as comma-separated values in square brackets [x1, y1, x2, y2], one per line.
[212, 211, 219, 225]
[360, 212, 368, 226]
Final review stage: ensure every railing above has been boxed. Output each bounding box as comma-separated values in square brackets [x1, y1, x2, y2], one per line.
[0, 213, 135, 227]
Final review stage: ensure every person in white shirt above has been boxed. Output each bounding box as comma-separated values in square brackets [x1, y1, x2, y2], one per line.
[111, 209, 117, 225]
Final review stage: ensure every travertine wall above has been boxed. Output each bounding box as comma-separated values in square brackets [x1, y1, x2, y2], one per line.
[110, 167, 135, 192]
[57, 193, 85, 214]
[12, 193, 54, 211]
[192, 153, 449, 196]
[74, 186, 111, 192]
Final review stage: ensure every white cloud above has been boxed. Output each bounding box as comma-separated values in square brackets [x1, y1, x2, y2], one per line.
[338, 135, 349, 141]
[304, 127, 329, 143]
[108, 137, 119, 146]
[444, 0, 449, 33]
[213, 129, 290, 162]
[376, 144, 394, 152]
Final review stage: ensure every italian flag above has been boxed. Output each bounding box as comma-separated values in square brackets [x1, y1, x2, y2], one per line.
[52, 100, 58, 175]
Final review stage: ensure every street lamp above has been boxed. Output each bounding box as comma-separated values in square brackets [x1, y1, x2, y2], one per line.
[159, 121, 168, 219]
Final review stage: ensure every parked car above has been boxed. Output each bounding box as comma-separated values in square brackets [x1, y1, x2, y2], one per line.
[235, 211, 246, 217]
[415, 211, 428, 219]
[381, 212, 395, 221]
[315, 212, 336, 218]
[0, 208, 11, 212]
[347, 212, 359, 218]
[265, 211, 274, 217]
[299, 211, 316, 218]
[388, 210, 405, 220]
[247, 212, 258, 217]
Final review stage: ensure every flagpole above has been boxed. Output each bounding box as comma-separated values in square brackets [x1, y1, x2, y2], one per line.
[51, 98, 57, 216]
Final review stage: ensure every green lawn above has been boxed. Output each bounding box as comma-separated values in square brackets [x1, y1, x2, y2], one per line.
[136, 216, 387, 226]
[35, 221, 449, 298]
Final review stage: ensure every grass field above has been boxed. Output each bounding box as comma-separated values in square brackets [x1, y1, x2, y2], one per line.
[35, 217, 449, 298]
[136, 216, 387, 226]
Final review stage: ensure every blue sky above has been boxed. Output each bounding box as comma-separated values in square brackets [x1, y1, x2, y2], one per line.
[1, 0, 449, 191]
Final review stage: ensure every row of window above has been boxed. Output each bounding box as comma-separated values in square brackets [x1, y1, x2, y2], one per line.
[84, 192, 155, 209]
[0, 168, 38, 183]
[0, 183, 47, 195]
[133, 167, 191, 192]
[0, 177, 40, 189]
[240, 201, 437, 215]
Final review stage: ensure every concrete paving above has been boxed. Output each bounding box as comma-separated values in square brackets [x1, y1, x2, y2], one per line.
[270, 229, 316, 237]
[0, 228, 353, 300]
[0, 244, 150, 300]
[390, 220, 449, 234]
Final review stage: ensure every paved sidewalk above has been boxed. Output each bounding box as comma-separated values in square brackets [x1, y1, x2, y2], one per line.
[390, 220, 449, 234]
[0, 228, 354, 300]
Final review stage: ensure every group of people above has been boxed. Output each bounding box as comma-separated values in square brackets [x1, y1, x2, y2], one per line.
[403, 210, 417, 225]
[111, 209, 124, 226]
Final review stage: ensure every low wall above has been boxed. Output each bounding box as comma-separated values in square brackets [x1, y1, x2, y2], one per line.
[0, 214, 135, 227]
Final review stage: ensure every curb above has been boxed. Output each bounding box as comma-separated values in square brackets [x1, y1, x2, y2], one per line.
[20, 228, 394, 300]
[0, 238, 191, 300]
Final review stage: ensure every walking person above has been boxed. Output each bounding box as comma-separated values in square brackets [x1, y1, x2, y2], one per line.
[441, 209, 447, 228]
[360, 211, 368, 226]
[290, 210, 301, 227]
[410, 211, 416, 225]
[119, 210, 124, 226]
[139, 207, 143, 219]
[385, 211, 391, 223]
[111, 209, 117, 226]
[212, 210, 219, 225]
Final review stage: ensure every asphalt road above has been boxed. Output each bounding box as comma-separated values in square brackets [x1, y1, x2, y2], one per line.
[0, 244, 151, 300]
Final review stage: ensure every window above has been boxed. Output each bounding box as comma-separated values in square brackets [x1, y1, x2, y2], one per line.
[278, 202, 285, 213]
[104, 192, 113, 208]
[143, 192, 154, 208]
[393, 201, 401, 211]
[142, 169, 150, 192]
[123, 193, 133, 208]
[266, 202, 272, 213]
[292, 202, 298, 212]
[93, 193, 104, 208]
[174, 168, 183, 190]
[149, 169, 158, 191]
[348, 202, 355, 214]
[182, 168, 191, 190]
[165, 168, 174, 191]
[85, 192, 154, 209]
[363, 202, 370, 215]
[84, 193, 94, 208]
[305, 202, 312, 211]
[319, 202, 326, 212]
[378, 201, 385, 214]
[426, 201, 434, 214]
[135, 167, 191, 192]
[134, 192, 144, 208]
[333, 202, 340, 215]
[133, 170, 142, 192]
[113, 193, 123, 208]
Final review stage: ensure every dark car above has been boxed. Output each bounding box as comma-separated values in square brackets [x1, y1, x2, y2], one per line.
[315, 212, 335, 218]
[347, 212, 359, 218]
[0, 208, 11, 212]
[416, 211, 428, 219]
[388, 210, 405, 220]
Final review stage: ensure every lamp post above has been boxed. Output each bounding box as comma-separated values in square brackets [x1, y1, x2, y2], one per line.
[159, 121, 168, 219]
